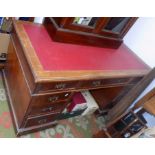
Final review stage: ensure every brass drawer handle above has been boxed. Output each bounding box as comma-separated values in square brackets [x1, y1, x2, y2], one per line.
[38, 119, 47, 124]
[48, 96, 59, 102]
[42, 107, 53, 112]
[92, 81, 101, 86]
[55, 83, 66, 89]
[117, 79, 126, 83]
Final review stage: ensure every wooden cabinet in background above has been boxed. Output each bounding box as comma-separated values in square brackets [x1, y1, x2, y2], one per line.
[44, 17, 137, 48]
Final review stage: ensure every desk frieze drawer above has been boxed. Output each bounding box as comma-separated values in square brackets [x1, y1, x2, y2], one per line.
[36, 81, 79, 93]
[129, 76, 143, 85]
[24, 114, 58, 128]
[79, 77, 131, 89]
[103, 77, 131, 86]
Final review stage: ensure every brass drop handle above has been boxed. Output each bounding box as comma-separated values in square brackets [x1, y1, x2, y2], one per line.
[42, 107, 53, 112]
[117, 79, 122, 83]
[92, 81, 101, 86]
[48, 96, 59, 102]
[38, 119, 47, 124]
[117, 79, 126, 83]
[55, 83, 66, 89]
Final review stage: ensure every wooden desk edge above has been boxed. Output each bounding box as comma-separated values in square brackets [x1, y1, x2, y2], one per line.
[13, 20, 151, 82]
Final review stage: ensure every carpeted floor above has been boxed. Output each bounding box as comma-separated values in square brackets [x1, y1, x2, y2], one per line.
[0, 72, 105, 138]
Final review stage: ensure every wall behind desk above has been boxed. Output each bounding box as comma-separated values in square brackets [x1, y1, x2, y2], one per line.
[124, 17, 155, 68]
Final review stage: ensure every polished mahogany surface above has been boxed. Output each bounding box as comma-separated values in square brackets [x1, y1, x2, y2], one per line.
[3, 20, 150, 136]
[23, 24, 149, 71]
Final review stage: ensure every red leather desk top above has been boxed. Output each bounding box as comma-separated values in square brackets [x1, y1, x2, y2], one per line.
[23, 24, 149, 71]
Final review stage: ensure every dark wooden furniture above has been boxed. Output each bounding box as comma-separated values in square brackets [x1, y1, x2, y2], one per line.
[3, 20, 149, 136]
[93, 68, 155, 138]
[93, 110, 147, 138]
[44, 17, 137, 48]
[108, 68, 155, 122]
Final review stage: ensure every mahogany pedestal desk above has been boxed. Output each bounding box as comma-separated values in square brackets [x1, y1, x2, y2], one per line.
[3, 20, 150, 136]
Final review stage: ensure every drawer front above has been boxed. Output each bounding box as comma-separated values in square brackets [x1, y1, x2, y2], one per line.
[129, 76, 143, 85]
[29, 94, 71, 116]
[25, 114, 58, 127]
[29, 101, 69, 116]
[33, 92, 72, 103]
[35, 78, 130, 93]
[36, 81, 79, 93]
[79, 78, 131, 89]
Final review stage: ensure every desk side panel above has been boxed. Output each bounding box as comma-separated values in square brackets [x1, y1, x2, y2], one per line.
[4, 38, 31, 127]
